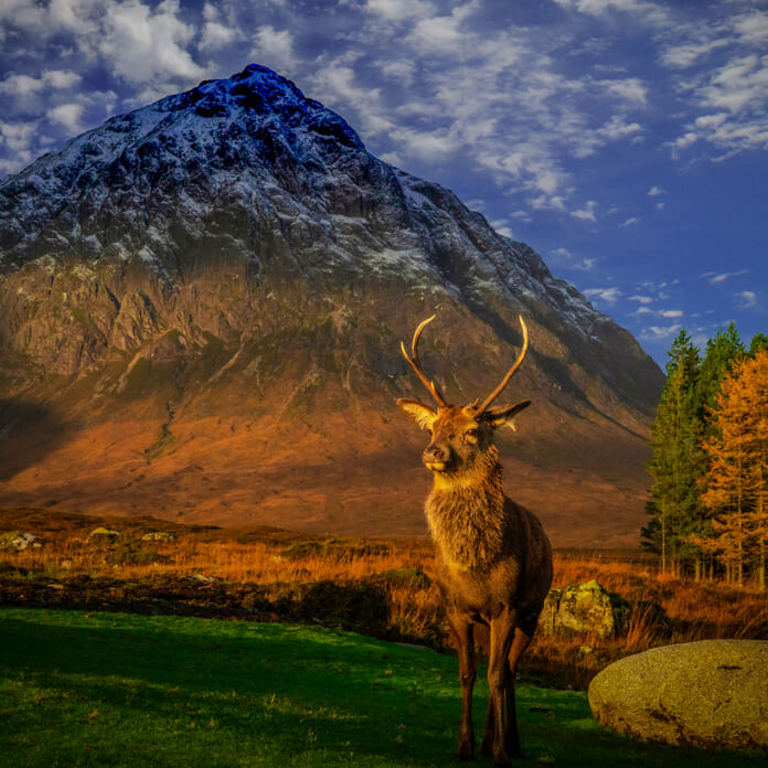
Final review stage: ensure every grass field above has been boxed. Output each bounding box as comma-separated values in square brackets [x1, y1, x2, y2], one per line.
[0, 607, 764, 767]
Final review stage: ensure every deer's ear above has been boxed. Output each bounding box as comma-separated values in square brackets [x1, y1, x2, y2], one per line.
[484, 400, 531, 430]
[397, 398, 437, 430]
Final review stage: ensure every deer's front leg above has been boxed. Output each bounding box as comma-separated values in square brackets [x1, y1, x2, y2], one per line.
[487, 607, 517, 766]
[447, 609, 476, 760]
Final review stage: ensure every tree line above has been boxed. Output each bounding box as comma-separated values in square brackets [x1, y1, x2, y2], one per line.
[644, 324, 768, 588]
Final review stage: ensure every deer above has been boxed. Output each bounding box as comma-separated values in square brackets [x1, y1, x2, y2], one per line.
[396, 314, 553, 766]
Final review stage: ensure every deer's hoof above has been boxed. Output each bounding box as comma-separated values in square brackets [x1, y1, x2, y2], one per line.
[456, 739, 474, 760]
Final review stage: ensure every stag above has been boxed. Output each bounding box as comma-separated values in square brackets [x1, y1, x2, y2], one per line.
[396, 315, 553, 765]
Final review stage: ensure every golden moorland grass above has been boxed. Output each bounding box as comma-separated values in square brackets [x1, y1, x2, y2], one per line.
[1, 508, 766, 687]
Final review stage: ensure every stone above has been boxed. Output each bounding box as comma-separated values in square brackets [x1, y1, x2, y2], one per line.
[0, 531, 38, 551]
[538, 580, 629, 639]
[589, 639, 768, 750]
[141, 531, 176, 541]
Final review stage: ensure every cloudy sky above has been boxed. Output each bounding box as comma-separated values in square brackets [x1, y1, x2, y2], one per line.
[1, 0, 767, 365]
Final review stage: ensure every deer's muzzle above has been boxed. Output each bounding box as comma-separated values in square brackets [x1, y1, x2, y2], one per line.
[423, 444, 451, 473]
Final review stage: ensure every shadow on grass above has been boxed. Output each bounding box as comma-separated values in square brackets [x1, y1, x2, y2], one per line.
[0, 609, 764, 768]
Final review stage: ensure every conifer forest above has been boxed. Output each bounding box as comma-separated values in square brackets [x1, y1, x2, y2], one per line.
[645, 325, 768, 588]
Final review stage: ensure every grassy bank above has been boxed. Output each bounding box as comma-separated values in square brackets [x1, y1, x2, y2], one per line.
[0, 607, 763, 767]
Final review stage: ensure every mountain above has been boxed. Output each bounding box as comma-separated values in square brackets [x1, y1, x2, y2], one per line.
[0, 64, 663, 548]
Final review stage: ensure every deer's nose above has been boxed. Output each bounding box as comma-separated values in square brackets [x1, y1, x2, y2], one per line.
[423, 444, 450, 463]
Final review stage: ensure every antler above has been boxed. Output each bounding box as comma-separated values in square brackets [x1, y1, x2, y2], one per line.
[475, 315, 529, 415]
[400, 315, 448, 407]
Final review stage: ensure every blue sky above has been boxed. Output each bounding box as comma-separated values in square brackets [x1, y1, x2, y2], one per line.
[1, 0, 767, 366]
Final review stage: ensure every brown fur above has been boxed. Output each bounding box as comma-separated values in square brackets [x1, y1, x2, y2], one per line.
[397, 399, 553, 765]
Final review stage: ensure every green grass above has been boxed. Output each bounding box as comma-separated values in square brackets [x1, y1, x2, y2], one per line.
[0, 608, 762, 767]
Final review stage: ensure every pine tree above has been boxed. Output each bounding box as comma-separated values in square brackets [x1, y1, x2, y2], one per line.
[749, 332, 768, 358]
[689, 323, 744, 577]
[697, 323, 744, 417]
[646, 330, 701, 574]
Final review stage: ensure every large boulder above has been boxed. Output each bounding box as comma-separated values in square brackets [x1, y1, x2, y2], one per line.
[589, 640, 768, 750]
[538, 580, 630, 639]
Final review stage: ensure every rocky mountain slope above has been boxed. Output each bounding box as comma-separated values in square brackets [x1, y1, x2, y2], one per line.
[0, 65, 663, 547]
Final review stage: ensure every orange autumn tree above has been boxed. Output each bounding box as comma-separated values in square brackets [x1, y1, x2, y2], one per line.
[699, 350, 768, 588]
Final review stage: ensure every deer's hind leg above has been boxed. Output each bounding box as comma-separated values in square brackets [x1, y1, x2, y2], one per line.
[505, 620, 535, 758]
[481, 698, 495, 755]
[487, 607, 518, 766]
[447, 609, 476, 760]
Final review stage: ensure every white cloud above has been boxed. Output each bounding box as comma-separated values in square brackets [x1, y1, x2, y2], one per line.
[571, 200, 597, 222]
[703, 269, 749, 284]
[249, 25, 297, 74]
[200, 19, 240, 52]
[659, 309, 683, 318]
[99, 0, 206, 85]
[584, 286, 622, 303]
[641, 323, 683, 340]
[0, 73, 45, 96]
[699, 54, 768, 113]
[598, 115, 643, 139]
[378, 150, 402, 166]
[404, 2, 480, 53]
[647, 185, 664, 196]
[0, 119, 37, 152]
[46, 103, 84, 134]
[738, 290, 757, 308]
[672, 51, 768, 156]
[620, 216, 639, 227]
[629, 295, 653, 304]
[553, 0, 670, 26]
[550, 247, 596, 271]
[733, 10, 768, 45]
[0, 69, 82, 96]
[308, 62, 393, 137]
[390, 125, 460, 161]
[377, 59, 416, 87]
[361, 0, 435, 21]
[598, 77, 648, 104]
[660, 37, 730, 70]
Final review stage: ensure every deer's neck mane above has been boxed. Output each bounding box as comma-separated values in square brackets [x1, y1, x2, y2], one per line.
[426, 446, 506, 570]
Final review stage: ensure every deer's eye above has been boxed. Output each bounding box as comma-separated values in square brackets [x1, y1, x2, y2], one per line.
[465, 428, 478, 441]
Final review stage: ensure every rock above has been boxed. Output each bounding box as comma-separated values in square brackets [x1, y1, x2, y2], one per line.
[589, 640, 768, 750]
[538, 580, 629, 639]
[537, 587, 561, 635]
[0, 531, 39, 551]
[141, 531, 176, 541]
[88, 527, 119, 539]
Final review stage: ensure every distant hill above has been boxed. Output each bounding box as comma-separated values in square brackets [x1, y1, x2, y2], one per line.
[0, 65, 663, 547]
